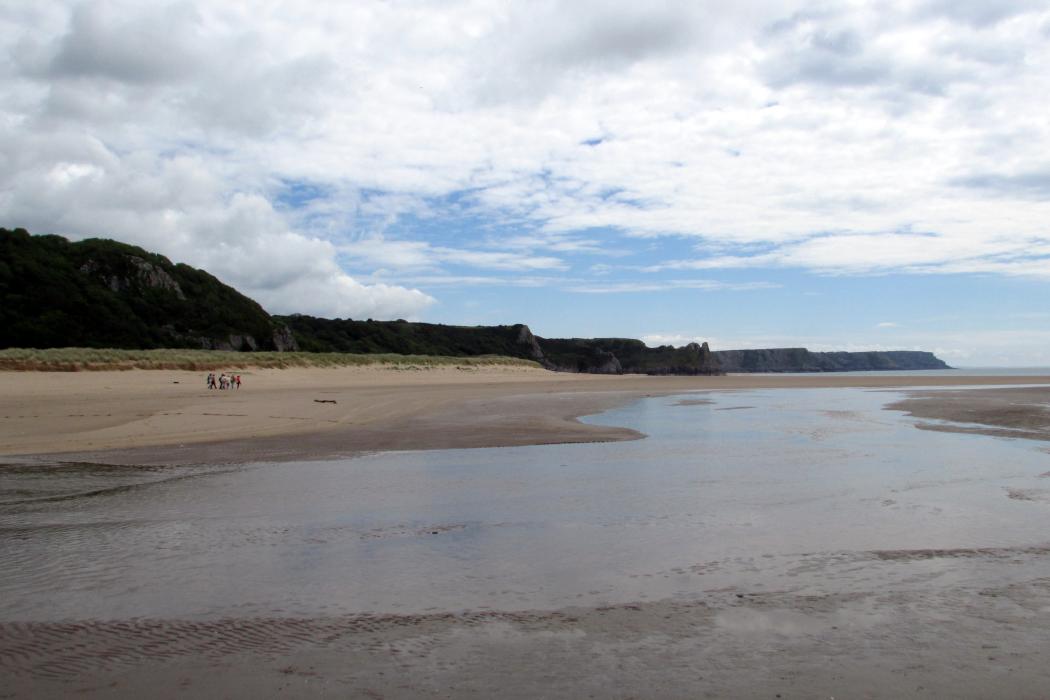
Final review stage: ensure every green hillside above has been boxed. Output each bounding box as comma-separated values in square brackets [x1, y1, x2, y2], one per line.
[278, 314, 540, 358]
[0, 227, 292, 351]
[1, 228, 946, 374]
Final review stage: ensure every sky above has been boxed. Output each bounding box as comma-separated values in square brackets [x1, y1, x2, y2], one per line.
[1, 1, 1049, 366]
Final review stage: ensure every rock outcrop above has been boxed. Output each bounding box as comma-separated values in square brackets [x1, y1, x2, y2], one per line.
[644, 342, 721, 375]
[535, 337, 722, 375]
[514, 324, 544, 360]
[714, 348, 950, 372]
[79, 256, 187, 300]
[271, 324, 300, 352]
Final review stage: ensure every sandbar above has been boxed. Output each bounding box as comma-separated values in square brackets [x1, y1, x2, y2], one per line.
[2, 366, 1049, 465]
[887, 385, 1050, 442]
[5, 367, 1050, 699]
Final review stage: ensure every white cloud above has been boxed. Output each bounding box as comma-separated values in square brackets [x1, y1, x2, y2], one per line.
[0, 133, 435, 318]
[337, 235, 568, 272]
[2, 0, 1050, 327]
[650, 232, 1050, 279]
[568, 279, 778, 293]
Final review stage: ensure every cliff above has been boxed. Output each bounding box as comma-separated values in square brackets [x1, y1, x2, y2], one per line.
[713, 348, 950, 372]
[2, 228, 948, 375]
[278, 316, 722, 375]
[536, 337, 720, 375]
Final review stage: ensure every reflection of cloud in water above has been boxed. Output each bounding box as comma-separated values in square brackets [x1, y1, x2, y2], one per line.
[4, 387, 1050, 622]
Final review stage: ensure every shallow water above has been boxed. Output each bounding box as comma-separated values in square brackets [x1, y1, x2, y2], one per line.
[2, 387, 1049, 621]
[739, 366, 1050, 377]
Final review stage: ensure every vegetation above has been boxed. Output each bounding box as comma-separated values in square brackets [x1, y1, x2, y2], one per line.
[3, 228, 941, 374]
[0, 228, 718, 373]
[0, 347, 540, 372]
[537, 337, 719, 374]
[0, 227, 280, 350]
[278, 315, 535, 357]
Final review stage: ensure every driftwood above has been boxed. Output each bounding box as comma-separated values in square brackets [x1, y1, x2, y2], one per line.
[313, 399, 337, 404]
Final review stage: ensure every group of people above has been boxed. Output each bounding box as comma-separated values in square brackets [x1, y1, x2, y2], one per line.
[206, 372, 241, 390]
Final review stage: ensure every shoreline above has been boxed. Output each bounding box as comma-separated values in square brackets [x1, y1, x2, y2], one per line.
[6, 368, 1050, 699]
[2, 366, 1049, 465]
[886, 385, 1050, 442]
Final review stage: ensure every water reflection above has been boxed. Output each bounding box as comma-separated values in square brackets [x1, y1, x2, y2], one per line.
[2, 387, 1049, 621]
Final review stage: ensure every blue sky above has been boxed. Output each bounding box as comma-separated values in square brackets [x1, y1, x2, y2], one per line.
[2, 1, 1049, 365]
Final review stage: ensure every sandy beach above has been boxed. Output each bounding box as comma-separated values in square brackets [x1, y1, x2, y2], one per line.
[4, 368, 1050, 699]
[3, 366, 1049, 464]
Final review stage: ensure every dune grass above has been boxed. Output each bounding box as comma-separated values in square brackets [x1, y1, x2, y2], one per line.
[0, 347, 542, 372]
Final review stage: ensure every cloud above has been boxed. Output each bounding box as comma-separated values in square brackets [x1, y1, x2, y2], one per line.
[46, 1, 204, 84]
[0, 133, 434, 319]
[916, 0, 1043, 28]
[252, 274, 435, 321]
[649, 232, 1050, 279]
[337, 235, 568, 272]
[388, 275, 557, 288]
[950, 170, 1050, 199]
[465, 0, 754, 104]
[567, 279, 778, 294]
[2, 0, 1050, 332]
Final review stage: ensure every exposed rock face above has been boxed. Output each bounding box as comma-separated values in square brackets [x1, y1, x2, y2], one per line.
[713, 348, 815, 373]
[272, 325, 300, 352]
[714, 348, 950, 372]
[686, 341, 720, 374]
[79, 256, 186, 300]
[128, 256, 186, 299]
[183, 334, 251, 351]
[514, 324, 545, 360]
[75, 244, 293, 352]
[584, 348, 623, 374]
[651, 341, 722, 375]
[536, 337, 722, 375]
[597, 353, 623, 374]
[230, 334, 258, 351]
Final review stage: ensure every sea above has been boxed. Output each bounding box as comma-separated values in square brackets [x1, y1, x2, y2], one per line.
[2, 384, 1050, 622]
[732, 366, 1050, 377]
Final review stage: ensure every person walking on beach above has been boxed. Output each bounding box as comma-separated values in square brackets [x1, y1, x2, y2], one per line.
[235, 375, 241, 389]
[206, 373, 215, 390]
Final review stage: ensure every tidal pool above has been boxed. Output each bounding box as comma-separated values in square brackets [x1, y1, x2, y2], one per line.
[2, 387, 1049, 621]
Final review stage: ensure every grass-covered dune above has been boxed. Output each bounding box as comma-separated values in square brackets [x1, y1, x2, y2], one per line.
[0, 347, 540, 372]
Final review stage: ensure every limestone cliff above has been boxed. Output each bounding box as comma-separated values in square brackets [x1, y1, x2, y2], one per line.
[535, 337, 721, 375]
[713, 348, 950, 372]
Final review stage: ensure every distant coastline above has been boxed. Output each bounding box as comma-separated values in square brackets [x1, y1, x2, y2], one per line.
[2, 228, 951, 375]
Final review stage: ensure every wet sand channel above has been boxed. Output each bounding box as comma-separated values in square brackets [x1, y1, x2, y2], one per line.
[2, 375, 1050, 698]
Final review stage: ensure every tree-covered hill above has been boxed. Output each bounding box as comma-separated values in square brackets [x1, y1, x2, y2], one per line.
[0, 228, 295, 351]
[277, 314, 543, 359]
[277, 315, 722, 374]
[1, 228, 947, 374]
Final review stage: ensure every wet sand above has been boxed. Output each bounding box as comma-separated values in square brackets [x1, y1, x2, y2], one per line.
[4, 369, 1050, 699]
[2, 366, 1048, 465]
[7, 584, 1050, 700]
[888, 385, 1050, 442]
